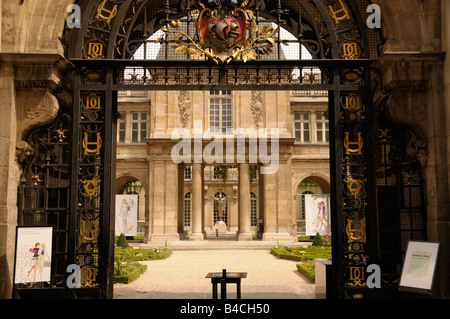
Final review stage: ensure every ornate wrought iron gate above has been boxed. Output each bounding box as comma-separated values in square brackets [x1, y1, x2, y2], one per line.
[14, 0, 426, 299]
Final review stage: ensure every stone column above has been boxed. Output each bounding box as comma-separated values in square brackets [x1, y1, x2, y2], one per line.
[148, 160, 180, 242]
[190, 163, 204, 240]
[238, 163, 252, 241]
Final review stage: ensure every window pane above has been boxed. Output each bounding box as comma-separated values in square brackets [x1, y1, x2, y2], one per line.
[304, 131, 310, 142]
[132, 131, 138, 142]
[132, 113, 139, 120]
[303, 113, 309, 121]
[119, 131, 125, 143]
[141, 113, 147, 121]
[317, 131, 323, 142]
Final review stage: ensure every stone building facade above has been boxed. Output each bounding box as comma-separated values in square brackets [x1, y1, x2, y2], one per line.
[0, 0, 449, 299]
[115, 89, 330, 242]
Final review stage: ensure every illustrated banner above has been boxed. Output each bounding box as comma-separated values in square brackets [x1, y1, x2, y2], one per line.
[14, 227, 53, 284]
[304, 194, 331, 236]
[115, 194, 138, 236]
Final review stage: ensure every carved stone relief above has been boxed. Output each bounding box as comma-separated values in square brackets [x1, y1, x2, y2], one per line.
[18, 90, 59, 138]
[251, 90, 264, 127]
[178, 90, 191, 128]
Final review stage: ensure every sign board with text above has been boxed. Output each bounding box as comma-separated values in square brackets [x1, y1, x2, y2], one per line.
[399, 241, 440, 292]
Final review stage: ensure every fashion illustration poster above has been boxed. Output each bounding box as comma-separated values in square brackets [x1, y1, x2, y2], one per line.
[304, 194, 331, 236]
[115, 194, 138, 236]
[14, 227, 53, 284]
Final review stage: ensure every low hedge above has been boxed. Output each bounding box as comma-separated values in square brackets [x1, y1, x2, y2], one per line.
[115, 247, 173, 261]
[296, 261, 316, 283]
[114, 263, 147, 284]
[271, 246, 331, 283]
[113, 247, 172, 284]
[270, 246, 332, 262]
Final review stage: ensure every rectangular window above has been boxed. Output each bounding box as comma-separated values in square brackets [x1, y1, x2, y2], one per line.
[210, 91, 232, 134]
[184, 193, 191, 227]
[294, 112, 311, 143]
[118, 113, 126, 143]
[316, 112, 329, 143]
[131, 113, 147, 143]
[251, 193, 257, 227]
[184, 166, 192, 181]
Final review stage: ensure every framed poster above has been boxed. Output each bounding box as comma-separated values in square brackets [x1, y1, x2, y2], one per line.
[399, 241, 440, 291]
[115, 194, 138, 236]
[304, 194, 331, 236]
[14, 227, 53, 284]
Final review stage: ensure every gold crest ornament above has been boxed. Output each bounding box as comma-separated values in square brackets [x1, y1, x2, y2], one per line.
[158, 0, 282, 64]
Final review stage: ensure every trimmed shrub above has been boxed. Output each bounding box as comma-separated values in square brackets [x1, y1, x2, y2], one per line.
[312, 233, 324, 246]
[117, 233, 129, 248]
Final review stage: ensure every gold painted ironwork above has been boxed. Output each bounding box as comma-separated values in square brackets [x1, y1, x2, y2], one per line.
[96, 0, 119, 24]
[342, 43, 359, 60]
[345, 178, 366, 199]
[54, 128, 68, 142]
[346, 219, 366, 242]
[160, 1, 283, 64]
[343, 94, 362, 111]
[80, 219, 100, 243]
[31, 174, 43, 186]
[81, 267, 99, 287]
[377, 129, 391, 142]
[81, 178, 101, 200]
[87, 42, 105, 59]
[82, 132, 103, 155]
[328, 0, 351, 24]
[344, 132, 364, 155]
[85, 93, 102, 110]
[349, 267, 366, 286]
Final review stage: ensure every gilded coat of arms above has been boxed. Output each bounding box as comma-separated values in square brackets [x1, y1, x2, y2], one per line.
[158, 0, 280, 64]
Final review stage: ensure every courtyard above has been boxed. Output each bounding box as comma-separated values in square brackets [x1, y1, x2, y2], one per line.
[113, 249, 315, 299]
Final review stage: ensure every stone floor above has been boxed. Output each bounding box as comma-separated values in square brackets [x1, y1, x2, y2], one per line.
[113, 243, 316, 299]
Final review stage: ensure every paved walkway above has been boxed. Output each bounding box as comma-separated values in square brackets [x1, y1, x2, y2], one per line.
[113, 248, 316, 299]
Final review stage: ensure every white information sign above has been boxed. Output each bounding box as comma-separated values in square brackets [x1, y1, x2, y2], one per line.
[399, 241, 440, 291]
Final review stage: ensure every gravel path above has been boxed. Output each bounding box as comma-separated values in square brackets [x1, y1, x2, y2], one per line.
[113, 249, 315, 299]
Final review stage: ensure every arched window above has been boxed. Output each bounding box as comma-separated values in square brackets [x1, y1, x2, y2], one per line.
[251, 193, 258, 227]
[184, 193, 191, 227]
